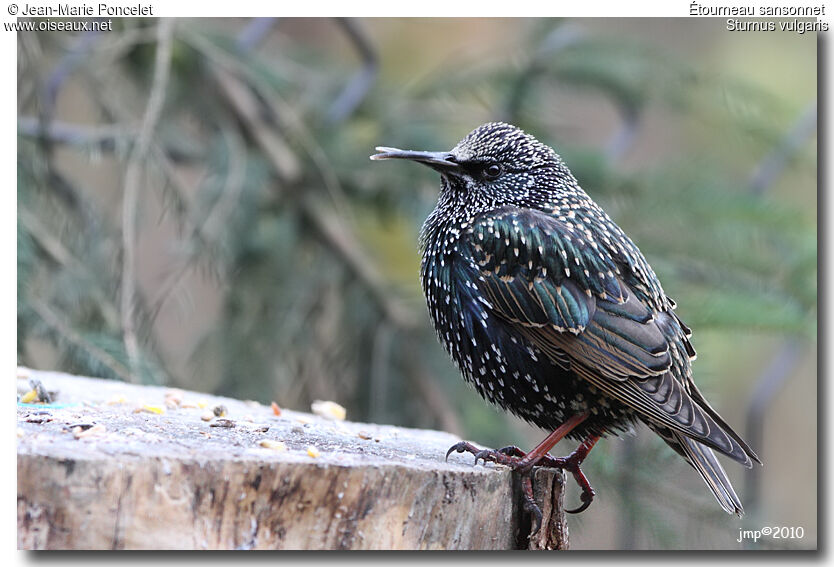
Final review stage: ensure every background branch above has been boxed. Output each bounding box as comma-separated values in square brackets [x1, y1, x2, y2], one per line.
[120, 19, 175, 381]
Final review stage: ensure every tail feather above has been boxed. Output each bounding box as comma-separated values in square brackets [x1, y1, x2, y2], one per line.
[686, 381, 762, 467]
[651, 425, 745, 515]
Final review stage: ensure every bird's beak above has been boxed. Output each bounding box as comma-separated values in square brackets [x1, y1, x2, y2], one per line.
[370, 147, 460, 174]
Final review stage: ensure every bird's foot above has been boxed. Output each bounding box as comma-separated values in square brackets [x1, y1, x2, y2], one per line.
[489, 445, 595, 515]
[445, 438, 597, 533]
[445, 442, 526, 466]
[446, 441, 546, 532]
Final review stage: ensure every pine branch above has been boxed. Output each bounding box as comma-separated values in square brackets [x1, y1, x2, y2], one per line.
[148, 114, 248, 321]
[18, 208, 120, 330]
[28, 298, 132, 382]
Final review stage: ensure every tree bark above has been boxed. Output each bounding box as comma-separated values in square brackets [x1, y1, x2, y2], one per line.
[526, 468, 570, 550]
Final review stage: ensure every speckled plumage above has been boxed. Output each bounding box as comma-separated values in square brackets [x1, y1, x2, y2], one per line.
[373, 122, 760, 516]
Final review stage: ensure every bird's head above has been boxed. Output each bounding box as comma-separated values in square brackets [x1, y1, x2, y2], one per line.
[371, 122, 573, 210]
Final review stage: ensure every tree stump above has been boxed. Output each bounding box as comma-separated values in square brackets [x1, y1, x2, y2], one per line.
[16, 368, 568, 550]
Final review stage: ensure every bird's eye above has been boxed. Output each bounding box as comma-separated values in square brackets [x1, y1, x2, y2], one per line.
[484, 163, 503, 180]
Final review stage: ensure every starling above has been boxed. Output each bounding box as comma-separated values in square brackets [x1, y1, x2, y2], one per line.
[370, 122, 760, 527]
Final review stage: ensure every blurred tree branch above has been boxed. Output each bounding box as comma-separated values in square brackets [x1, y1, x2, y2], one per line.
[504, 23, 585, 123]
[236, 17, 277, 51]
[185, 27, 417, 329]
[748, 102, 817, 195]
[17, 116, 203, 163]
[325, 18, 378, 125]
[120, 19, 175, 381]
[741, 100, 817, 528]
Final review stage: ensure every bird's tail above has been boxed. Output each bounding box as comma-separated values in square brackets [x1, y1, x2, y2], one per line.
[650, 425, 744, 516]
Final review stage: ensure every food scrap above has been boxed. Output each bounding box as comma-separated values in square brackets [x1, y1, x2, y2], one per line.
[164, 389, 184, 408]
[271, 401, 282, 416]
[73, 424, 106, 439]
[258, 439, 287, 451]
[306, 445, 321, 458]
[135, 405, 165, 415]
[311, 400, 346, 421]
[19, 390, 38, 404]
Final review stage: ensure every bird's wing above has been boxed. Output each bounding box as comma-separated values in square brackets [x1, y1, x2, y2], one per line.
[463, 206, 670, 378]
[462, 207, 755, 466]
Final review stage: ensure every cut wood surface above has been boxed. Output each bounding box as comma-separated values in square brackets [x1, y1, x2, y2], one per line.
[16, 368, 568, 550]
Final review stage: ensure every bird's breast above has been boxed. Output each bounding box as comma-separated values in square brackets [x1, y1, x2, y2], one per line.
[421, 242, 587, 427]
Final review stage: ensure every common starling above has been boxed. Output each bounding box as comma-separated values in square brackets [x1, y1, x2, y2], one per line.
[370, 122, 760, 527]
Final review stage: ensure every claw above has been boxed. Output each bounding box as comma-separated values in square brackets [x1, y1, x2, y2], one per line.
[521, 473, 543, 535]
[445, 441, 474, 461]
[566, 487, 595, 514]
[527, 502, 543, 535]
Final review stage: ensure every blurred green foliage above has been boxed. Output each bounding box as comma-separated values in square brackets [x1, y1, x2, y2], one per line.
[17, 18, 816, 549]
